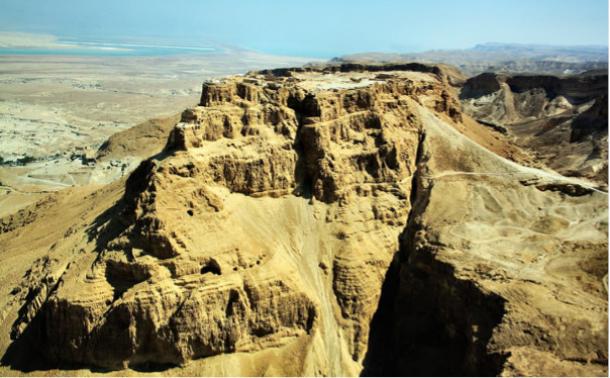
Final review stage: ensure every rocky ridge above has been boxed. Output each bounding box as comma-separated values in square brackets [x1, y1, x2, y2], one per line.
[460, 70, 608, 184]
[0, 64, 606, 376]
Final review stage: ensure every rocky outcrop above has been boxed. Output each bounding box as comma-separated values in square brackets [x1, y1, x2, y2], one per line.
[571, 93, 608, 142]
[5, 67, 448, 373]
[96, 114, 181, 161]
[461, 71, 608, 184]
[459, 72, 505, 98]
[0, 64, 606, 376]
[364, 104, 608, 376]
[461, 71, 608, 119]
[506, 72, 608, 103]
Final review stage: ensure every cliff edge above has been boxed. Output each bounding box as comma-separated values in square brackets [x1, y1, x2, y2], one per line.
[0, 64, 606, 376]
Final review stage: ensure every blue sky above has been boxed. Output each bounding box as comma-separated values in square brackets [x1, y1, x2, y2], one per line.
[0, 0, 607, 57]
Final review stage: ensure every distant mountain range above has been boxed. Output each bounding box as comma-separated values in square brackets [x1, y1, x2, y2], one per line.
[333, 43, 608, 76]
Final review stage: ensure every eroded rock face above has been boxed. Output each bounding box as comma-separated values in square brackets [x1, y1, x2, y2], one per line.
[364, 106, 608, 376]
[460, 71, 609, 184]
[20, 67, 449, 373]
[1, 64, 606, 376]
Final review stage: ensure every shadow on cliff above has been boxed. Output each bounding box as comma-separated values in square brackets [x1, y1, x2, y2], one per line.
[360, 246, 509, 377]
[361, 133, 508, 376]
[1, 302, 48, 372]
[289, 94, 317, 201]
[0, 303, 115, 373]
[2, 152, 179, 373]
[1, 308, 176, 373]
[87, 151, 171, 255]
[360, 252, 401, 376]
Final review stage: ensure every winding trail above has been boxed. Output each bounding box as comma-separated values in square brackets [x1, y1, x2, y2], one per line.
[423, 170, 608, 195]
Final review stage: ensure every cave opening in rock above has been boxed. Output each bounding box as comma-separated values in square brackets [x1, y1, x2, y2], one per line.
[201, 259, 222, 275]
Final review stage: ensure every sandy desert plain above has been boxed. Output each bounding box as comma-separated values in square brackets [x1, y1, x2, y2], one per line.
[0, 51, 314, 216]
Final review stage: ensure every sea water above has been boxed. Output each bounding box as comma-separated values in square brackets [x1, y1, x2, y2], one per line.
[0, 40, 218, 57]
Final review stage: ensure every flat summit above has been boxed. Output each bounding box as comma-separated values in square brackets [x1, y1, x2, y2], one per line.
[0, 63, 607, 376]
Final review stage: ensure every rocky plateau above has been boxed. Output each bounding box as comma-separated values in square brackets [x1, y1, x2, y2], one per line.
[0, 63, 607, 376]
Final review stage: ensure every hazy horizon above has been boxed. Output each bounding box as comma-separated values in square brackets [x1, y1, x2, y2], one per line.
[0, 31, 607, 59]
[0, 0, 607, 58]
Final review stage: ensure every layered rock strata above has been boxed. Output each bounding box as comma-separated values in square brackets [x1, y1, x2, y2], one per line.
[460, 71, 608, 184]
[0, 64, 606, 376]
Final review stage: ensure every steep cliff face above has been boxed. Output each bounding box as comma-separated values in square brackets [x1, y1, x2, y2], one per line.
[0, 64, 606, 376]
[460, 71, 608, 184]
[364, 104, 608, 376]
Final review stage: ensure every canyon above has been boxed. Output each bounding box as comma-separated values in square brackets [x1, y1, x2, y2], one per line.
[0, 63, 607, 376]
